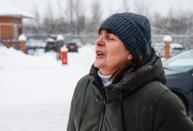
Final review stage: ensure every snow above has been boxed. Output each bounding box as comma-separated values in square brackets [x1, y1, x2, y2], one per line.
[46, 38, 55, 42]
[171, 43, 184, 48]
[56, 35, 64, 41]
[18, 34, 27, 41]
[0, 45, 95, 131]
[61, 46, 68, 52]
[163, 35, 172, 43]
[26, 39, 46, 48]
[0, 1, 33, 18]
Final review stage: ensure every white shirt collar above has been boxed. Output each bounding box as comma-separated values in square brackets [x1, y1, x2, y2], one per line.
[98, 71, 113, 87]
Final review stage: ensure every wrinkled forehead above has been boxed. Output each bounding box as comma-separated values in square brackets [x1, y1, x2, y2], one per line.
[99, 28, 113, 35]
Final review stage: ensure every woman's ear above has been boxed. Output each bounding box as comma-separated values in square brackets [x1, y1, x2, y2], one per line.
[127, 53, 133, 61]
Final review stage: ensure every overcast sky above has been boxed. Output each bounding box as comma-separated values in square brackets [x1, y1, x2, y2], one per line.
[3, 0, 193, 19]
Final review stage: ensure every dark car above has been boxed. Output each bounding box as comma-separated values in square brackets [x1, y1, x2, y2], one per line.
[45, 37, 64, 53]
[163, 49, 193, 118]
[45, 38, 57, 52]
[66, 43, 78, 52]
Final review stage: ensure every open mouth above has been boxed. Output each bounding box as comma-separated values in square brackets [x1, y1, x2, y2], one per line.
[96, 51, 105, 57]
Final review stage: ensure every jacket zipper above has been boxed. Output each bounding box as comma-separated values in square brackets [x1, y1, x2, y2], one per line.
[98, 96, 106, 131]
[92, 77, 106, 131]
[98, 88, 106, 131]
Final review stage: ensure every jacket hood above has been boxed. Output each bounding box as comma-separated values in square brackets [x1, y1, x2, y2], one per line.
[89, 48, 166, 101]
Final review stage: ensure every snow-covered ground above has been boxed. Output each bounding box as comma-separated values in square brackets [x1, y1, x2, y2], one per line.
[0, 45, 95, 131]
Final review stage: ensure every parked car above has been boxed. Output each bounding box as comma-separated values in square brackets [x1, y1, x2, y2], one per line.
[66, 43, 78, 52]
[153, 42, 185, 57]
[26, 39, 46, 55]
[45, 38, 63, 52]
[163, 49, 193, 118]
[170, 43, 185, 56]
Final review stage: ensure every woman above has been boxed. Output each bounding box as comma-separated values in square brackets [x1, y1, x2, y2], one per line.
[67, 12, 193, 131]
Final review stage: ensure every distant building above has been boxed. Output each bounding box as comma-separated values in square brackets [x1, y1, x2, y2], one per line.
[0, 1, 33, 47]
[0, 16, 23, 47]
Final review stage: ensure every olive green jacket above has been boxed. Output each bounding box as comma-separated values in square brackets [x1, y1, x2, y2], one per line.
[67, 50, 193, 131]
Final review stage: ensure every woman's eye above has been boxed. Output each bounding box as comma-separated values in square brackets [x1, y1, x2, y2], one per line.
[107, 35, 115, 40]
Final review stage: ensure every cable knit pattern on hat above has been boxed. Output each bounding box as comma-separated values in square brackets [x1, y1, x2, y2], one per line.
[99, 12, 151, 62]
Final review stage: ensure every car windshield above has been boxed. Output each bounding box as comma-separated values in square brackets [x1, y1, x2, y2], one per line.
[163, 49, 193, 72]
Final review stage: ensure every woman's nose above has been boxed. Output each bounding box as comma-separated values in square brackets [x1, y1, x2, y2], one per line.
[96, 35, 105, 46]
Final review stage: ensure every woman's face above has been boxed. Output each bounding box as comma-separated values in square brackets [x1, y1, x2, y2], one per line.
[94, 29, 132, 75]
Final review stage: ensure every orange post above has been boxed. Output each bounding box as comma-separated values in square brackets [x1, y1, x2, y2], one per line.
[18, 34, 27, 53]
[163, 35, 172, 60]
[60, 46, 68, 65]
[19, 41, 27, 53]
[163, 42, 171, 59]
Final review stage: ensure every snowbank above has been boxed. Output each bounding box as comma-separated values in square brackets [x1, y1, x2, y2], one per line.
[0, 45, 95, 131]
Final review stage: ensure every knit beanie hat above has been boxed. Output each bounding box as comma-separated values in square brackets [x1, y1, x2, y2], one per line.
[99, 12, 151, 64]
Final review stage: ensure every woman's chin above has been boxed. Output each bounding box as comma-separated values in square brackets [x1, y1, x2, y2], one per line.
[94, 62, 100, 68]
[94, 60, 104, 68]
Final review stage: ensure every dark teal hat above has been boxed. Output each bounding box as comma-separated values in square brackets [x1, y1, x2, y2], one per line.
[99, 12, 151, 63]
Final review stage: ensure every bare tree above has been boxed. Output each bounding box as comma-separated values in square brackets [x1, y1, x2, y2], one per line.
[66, 0, 75, 25]
[55, 0, 68, 33]
[151, 8, 193, 35]
[151, 12, 166, 34]
[65, 0, 86, 34]
[87, 0, 102, 33]
[23, 4, 41, 34]
[166, 9, 191, 34]
[74, 0, 85, 34]
[132, 0, 152, 17]
[43, 0, 56, 34]
[91, 0, 102, 21]
[32, 5, 41, 33]
[57, 0, 65, 19]
[187, 12, 193, 34]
